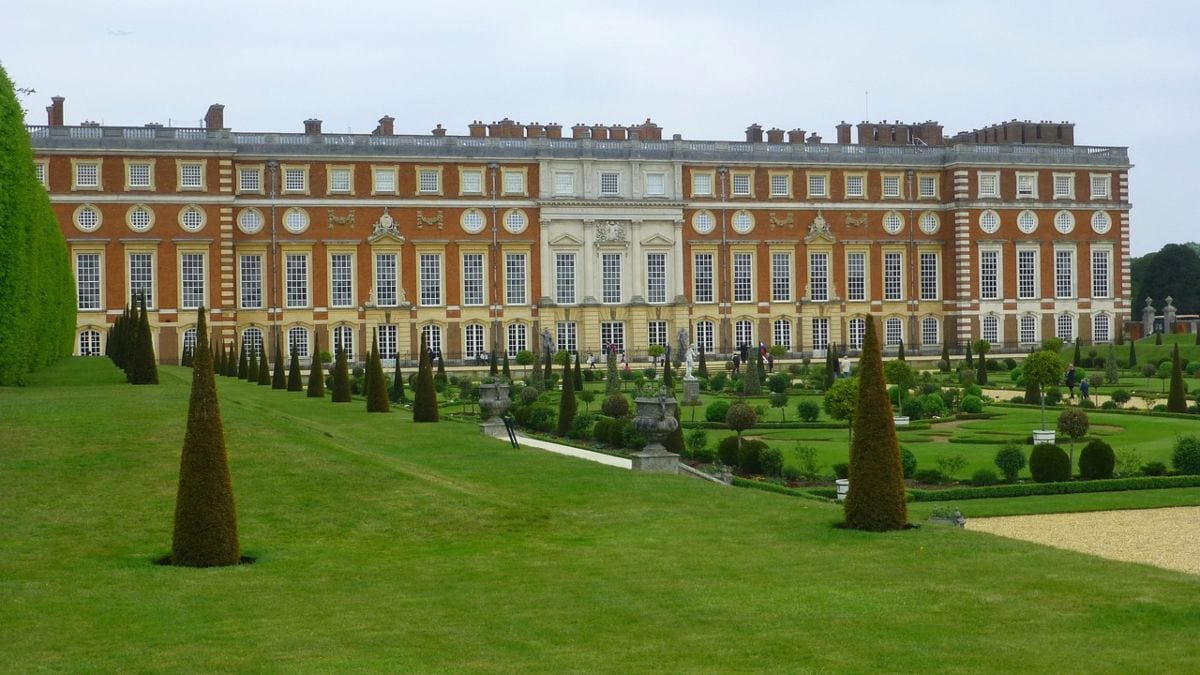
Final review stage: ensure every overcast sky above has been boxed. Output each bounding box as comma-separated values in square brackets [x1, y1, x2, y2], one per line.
[5, 0, 1196, 255]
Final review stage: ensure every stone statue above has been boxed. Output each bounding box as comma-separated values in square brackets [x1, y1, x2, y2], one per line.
[541, 327, 555, 356]
[685, 343, 698, 381]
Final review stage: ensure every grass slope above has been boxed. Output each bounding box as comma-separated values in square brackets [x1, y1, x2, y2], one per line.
[2, 358, 1199, 671]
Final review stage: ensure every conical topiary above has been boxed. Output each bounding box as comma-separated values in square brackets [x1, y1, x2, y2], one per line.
[1128, 339, 1137, 367]
[391, 364, 407, 403]
[130, 293, 159, 385]
[1073, 338, 1082, 367]
[557, 356, 577, 436]
[502, 351, 512, 380]
[543, 350, 553, 383]
[413, 333, 439, 422]
[844, 315, 908, 531]
[366, 332, 390, 413]
[272, 337, 286, 389]
[743, 350, 762, 395]
[940, 340, 951, 371]
[698, 347, 708, 378]
[435, 352, 447, 386]
[257, 345, 270, 385]
[212, 338, 223, 375]
[964, 340, 974, 368]
[331, 346, 351, 402]
[287, 341, 303, 391]
[662, 353, 673, 390]
[306, 334, 325, 398]
[171, 306, 240, 567]
[664, 402, 684, 455]
[237, 338, 249, 380]
[1167, 343, 1187, 412]
[1155, 332, 1163, 346]
[225, 342, 238, 378]
[489, 348, 499, 376]
[574, 352, 583, 392]
[247, 340, 259, 382]
[897, 339, 905, 361]
[605, 348, 620, 395]
[181, 345, 192, 368]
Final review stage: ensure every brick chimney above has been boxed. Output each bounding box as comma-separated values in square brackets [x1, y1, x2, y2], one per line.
[745, 123, 763, 143]
[468, 120, 486, 138]
[787, 128, 805, 144]
[431, 124, 446, 137]
[609, 125, 627, 141]
[545, 123, 562, 139]
[591, 124, 608, 140]
[836, 121, 852, 145]
[571, 124, 590, 139]
[806, 132, 822, 144]
[303, 118, 322, 135]
[48, 96, 65, 126]
[204, 104, 225, 131]
[376, 115, 395, 136]
[766, 128, 785, 144]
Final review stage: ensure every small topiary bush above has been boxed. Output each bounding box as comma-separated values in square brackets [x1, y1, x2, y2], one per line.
[971, 468, 1002, 486]
[961, 395, 983, 414]
[1172, 435, 1200, 474]
[900, 446, 917, 479]
[1078, 439, 1115, 480]
[759, 446, 784, 478]
[1141, 461, 1168, 476]
[736, 439, 768, 475]
[567, 413, 595, 441]
[796, 400, 820, 422]
[1043, 387, 1063, 406]
[621, 424, 646, 451]
[717, 435, 741, 466]
[705, 399, 731, 423]
[913, 468, 949, 485]
[994, 443, 1027, 482]
[1029, 443, 1071, 482]
[526, 404, 557, 433]
[767, 372, 790, 393]
[602, 393, 630, 418]
[607, 417, 630, 447]
[592, 417, 613, 444]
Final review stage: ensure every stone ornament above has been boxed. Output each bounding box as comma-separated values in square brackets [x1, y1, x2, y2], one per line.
[595, 220, 628, 243]
[370, 208, 403, 240]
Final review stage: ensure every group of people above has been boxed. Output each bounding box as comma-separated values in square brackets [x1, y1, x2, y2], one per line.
[1065, 364, 1091, 402]
[731, 342, 775, 374]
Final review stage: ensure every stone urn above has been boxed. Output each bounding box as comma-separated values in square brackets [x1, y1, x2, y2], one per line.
[630, 388, 681, 472]
[478, 381, 511, 437]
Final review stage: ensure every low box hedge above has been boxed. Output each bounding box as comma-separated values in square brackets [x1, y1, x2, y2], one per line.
[908, 474, 1200, 502]
[730, 477, 832, 502]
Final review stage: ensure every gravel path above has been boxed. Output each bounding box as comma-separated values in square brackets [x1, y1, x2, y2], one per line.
[966, 507, 1200, 575]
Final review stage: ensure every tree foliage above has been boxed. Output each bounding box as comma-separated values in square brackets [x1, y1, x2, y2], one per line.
[366, 332, 390, 413]
[725, 401, 757, 447]
[287, 341, 303, 391]
[256, 345, 270, 385]
[272, 337, 286, 389]
[1131, 243, 1200, 315]
[331, 346, 351, 403]
[1024, 350, 1065, 429]
[306, 334, 325, 398]
[556, 357, 576, 436]
[129, 294, 159, 385]
[1057, 407, 1090, 467]
[1167, 343, 1188, 413]
[412, 333, 439, 422]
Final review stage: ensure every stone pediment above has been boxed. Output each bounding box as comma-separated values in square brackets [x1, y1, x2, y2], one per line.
[549, 232, 584, 246]
[640, 233, 675, 246]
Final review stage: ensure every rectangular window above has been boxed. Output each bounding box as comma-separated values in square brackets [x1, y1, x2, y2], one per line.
[464, 324, 485, 358]
[129, 252, 154, 308]
[922, 318, 939, 346]
[35, 161, 47, 189]
[847, 252, 865, 301]
[181, 253, 205, 310]
[731, 173, 751, 196]
[692, 172, 713, 196]
[557, 322, 578, 355]
[645, 172, 666, 196]
[980, 250, 999, 300]
[982, 316, 1000, 345]
[1091, 175, 1110, 200]
[285, 254, 308, 308]
[1020, 316, 1037, 344]
[694, 253, 714, 303]
[882, 175, 901, 198]
[978, 172, 999, 198]
[375, 253, 398, 306]
[600, 322, 625, 354]
[809, 252, 828, 301]
[1017, 173, 1037, 198]
[127, 162, 151, 188]
[1092, 250, 1111, 298]
[1018, 250, 1037, 300]
[507, 324, 527, 356]
[811, 318, 829, 351]
[845, 174, 865, 198]
[920, 252, 938, 301]
[329, 168, 351, 193]
[918, 175, 937, 198]
[76, 253, 101, 310]
[695, 321, 714, 353]
[373, 168, 397, 194]
[554, 253, 576, 305]
[459, 168, 482, 195]
[773, 320, 792, 350]
[239, 167, 261, 193]
[419, 253, 442, 306]
[502, 170, 525, 195]
[553, 172, 574, 195]
[884, 252, 902, 301]
[75, 162, 99, 189]
[646, 253, 667, 304]
[1093, 314, 1111, 343]
[602, 253, 622, 303]
[240, 254, 262, 309]
[599, 172, 619, 196]
[848, 319, 865, 350]
[733, 252, 753, 303]
[377, 325, 397, 360]
[330, 253, 353, 308]
[505, 253, 527, 305]
[418, 169, 440, 193]
[648, 320, 667, 347]
[462, 253, 484, 306]
[735, 321, 753, 348]
[770, 173, 789, 197]
[283, 167, 306, 193]
[771, 253, 791, 302]
[179, 163, 203, 189]
[1055, 250, 1075, 299]
[885, 318, 903, 347]
[1054, 173, 1075, 199]
[808, 173, 827, 197]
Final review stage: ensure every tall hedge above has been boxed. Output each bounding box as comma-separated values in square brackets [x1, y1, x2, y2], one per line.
[0, 66, 75, 385]
[256, 345, 270, 385]
[1167, 344, 1187, 413]
[129, 293, 159, 385]
[391, 364, 407, 403]
[556, 357, 576, 436]
[171, 306, 240, 567]
[331, 346, 351, 403]
[412, 334, 439, 422]
[246, 340, 259, 382]
[306, 334, 325, 398]
[271, 338, 286, 389]
[844, 315, 908, 531]
[366, 332, 389, 413]
[287, 341, 303, 391]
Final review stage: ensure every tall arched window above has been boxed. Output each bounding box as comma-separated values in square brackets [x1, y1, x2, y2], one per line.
[734, 319, 753, 349]
[79, 329, 101, 356]
[242, 327, 264, 358]
[421, 324, 443, 358]
[507, 322, 527, 357]
[287, 327, 309, 358]
[695, 320, 715, 353]
[1092, 313, 1111, 344]
[333, 325, 354, 360]
[981, 315, 999, 345]
[848, 318, 866, 350]
[1019, 315, 1038, 345]
[464, 324, 485, 358]
[885, 317, 904, 346]
[1056, 313, 1074, 343]
[772, 319, 792, 350]
[921, 316, 939, 346]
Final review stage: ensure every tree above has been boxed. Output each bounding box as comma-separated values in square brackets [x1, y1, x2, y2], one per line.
[1168, 343, 1188, 412]
[844, 316, 908, 531]
[489, 348, 499, 376]
[171, 306, 240, 567]
[883, 360, 916, 415]
[574, 352, 583, 391]
[662, 353, 674, 390]
[940, 340, 951, 372]
[770, 392, 789, 421]
[974, 339, 990, 386]
[823, 377, 860, 443]
[605, 348, 620, 395]
[412, 333, 439, 422]
[964, 340, 974, 368]
[237, 338, 249, 380]
[331, 345, 351, 403]
[1105, 345, 1120, 385]
[390, 363, 407, 403]
[1132, 244, 1200, 315]
[256, 345, 270, 385]
[725, 400, 757, 451]
[306, 334, 325, 398]
[1024, 350, 1065, 430]
[1056, 407, 1089, 470]
[272, 338, 286, 389]
[129, 293, 159, 385]
[246, 340, 259, 382]
[436, 352, 448, 386]
[501, 351, 512, 380]
[897, 339, 906, 361]
[529, 350, 545, 391]
[287, 341, 303, 392]
[664, 403, 684, 455]
[1128, 339, 1137, 368]
[823, 348, 837, 391]
[743, 351, 762, 395]
[578, 389, 596, 414]
[698, 348, 708, 378]
[180, 345, 193, 368]
[556, 357, 576, 436]
[211, 337, 222, 376]
[0, 65, 76, 385]
[366, 332, 390, 413]
[1073, 338, 1082, 367]
[224, 342, 237, 377]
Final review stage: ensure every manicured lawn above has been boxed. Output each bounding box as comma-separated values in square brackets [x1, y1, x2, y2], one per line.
[3, 358, 1200, 671]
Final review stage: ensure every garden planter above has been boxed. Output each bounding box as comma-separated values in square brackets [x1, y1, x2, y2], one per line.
[836, 478, 850, 501]
[631, 391, 680, 473]
[478, 382, 511, 436]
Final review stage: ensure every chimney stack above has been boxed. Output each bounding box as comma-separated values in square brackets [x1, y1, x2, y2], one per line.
[303, 118, 322, 135]
[766, 128, 785, 144]
[431, 124, 446, 137]
[376, 115, 395, 136]
[745, 123, 763, 143]
[48, 96, 65, 126]
[204, 104, 225, 131]
[468, 120, 486, 138]
[787, 128, 805, 144]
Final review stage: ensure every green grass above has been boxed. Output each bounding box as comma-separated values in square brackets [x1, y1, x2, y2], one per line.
[3, 358, 1200, 671]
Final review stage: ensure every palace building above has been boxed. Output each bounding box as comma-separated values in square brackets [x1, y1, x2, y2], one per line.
[29, 97, 1132, 365]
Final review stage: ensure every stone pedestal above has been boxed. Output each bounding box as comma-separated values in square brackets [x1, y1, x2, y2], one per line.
[631, 448, 680, 473]
[1032, 429, 1057, 445]
[478, 382, 511, 436]
[682, 379, 701, 406]
[480, 419, 508, 438]
[893, 416, 910, 427]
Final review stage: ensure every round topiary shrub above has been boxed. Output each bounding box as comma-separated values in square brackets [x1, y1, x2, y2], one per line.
[1078, 439, 1115, 479]
[607, 417, 630, 447]
[1029, 443, 1071, 482]
[736, 439, 768, 475]
[602, 393, 631, 418]
[716, 435, 740, 466]
[1172, 435, 1200, 475]
[592, 417, 613, 444]
[759, 446, 784, 477]
[796, 400, 820, 422]
[900, 446, 917, 479]
[971, 468, 1001, 486]
[621, 424, 646, 451]
[961, 395, 983, 414]
[913, 468, 949, 485]
[994, 443, 1027, 482]
[705, 399, 731, 423]
[920, 393, 947, 419]
[1142, 461, 1168, 476]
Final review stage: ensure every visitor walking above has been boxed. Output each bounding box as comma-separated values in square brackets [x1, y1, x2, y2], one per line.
[1065, 364, 1077, 400]
[732, 354, 741, 374]
[1080, 377, 1090, 403]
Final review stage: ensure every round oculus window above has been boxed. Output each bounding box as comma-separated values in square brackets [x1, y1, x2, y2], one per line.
[1017, 210, 1038, 234]
[503, 209, 527, 234]
[883, 211, 904, 235]
[1091, 211, 1112, 234]
[283, 208, 309, 234]
[74, 204, 102, 232]
[127, 205, 154, 232]
[237, 208, 264, 234]
[179, 205, 206, 232]
[731, 211, 754, 234]
[692, 210, 715, 235]
[461, 209, 485, 234]
[979, 210, 1000, 234]
[918, 211, 939, 235]
[1054, 210, 1075, 234]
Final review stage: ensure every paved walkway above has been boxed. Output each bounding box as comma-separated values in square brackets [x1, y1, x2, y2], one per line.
[513, 434, 632, 470]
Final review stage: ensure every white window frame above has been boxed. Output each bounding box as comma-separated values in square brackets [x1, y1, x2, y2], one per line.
[464, 324, 486, 359]
[462, 252, 485, 307]
[1093, 313, 1111, 344]
[773, 319, 792, 350]
[507, 323, 528, 357]
[128, 251, 155, 309]
[769, 172, 790, 198]
[419, 253, 443, 306]
[809, 252, 829, 302]
[373, 166, 398, 195]
[600, 321, 625, 354]
[644, 172, 667, 197]
[1091, 248, 1111, 299]
[180, 252, 206, 310]
[505, 252, 527, 305]
[1090, 174, 1111, 200]
[1055, 248, 1076, 299]
[883, 251, 903, 301]
[285, 253, 309, 309]
[459, 167, 483, 196]
[811, 317, 830, 351]
[695, 320, 714, 353]
[1017, 248, 1038, 300]
[919, 252, 938, 301]
[693, 252, 714, 304]
[848, 318, 865, 350]
[921, 316, 940, 346]
[977, 171, 999, 198]
[807, 172, 828, 198]
[239, 254, 263, 309]
[557, 321, 578, 355]
[601, 253, 622, 304]
[845, 173, 865, 198]
[76, 252, 102, 311]
[648, 320, 668, 348]
[733, 252, 753, 303]
[735, 320, 754, 349]
[885, 317, 903, 347]
[1053, 172, 1075, 200]
[691, 172, 713, 197]
[982, 315, 1000, 345]
[980, 249, 1000, 301]
[375, 252, 399, 307]
[1019, 315, 1038, 345]
[330, 253, 354, 309]
[553, 171, 575, 196]
[377, 324, 398, 360]
[1016, 172, 1038, 199]
[847, 252, 866, 301]
[555, 253, 576, 305]
[287, 327, 310, 359]
[771, 252, 791, 302]
[599, 171, 620, 197]
[1056, 313, 1075, 343]
[646, 252, 667, 304]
